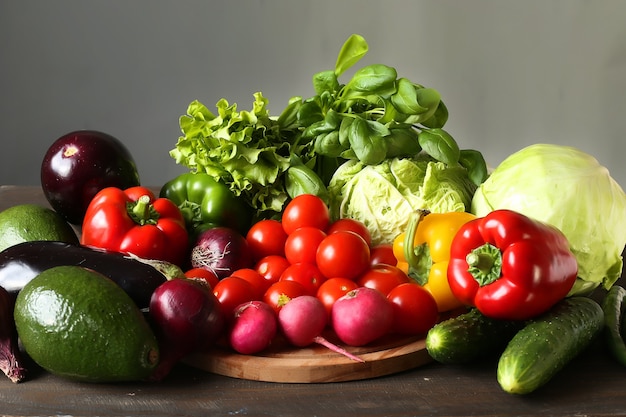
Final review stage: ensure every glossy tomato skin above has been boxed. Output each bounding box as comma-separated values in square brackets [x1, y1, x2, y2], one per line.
[387, 283, 439, 335]
[212, 276, 256, 318]
[316, 277, 359, 320]
[246, 219, 288, 261]
[281, 194, 330, 235]
[263, 280, 308, 314]
[279, 262, 326, 296]
[356, 264, 411, 296]
[184, 267, 220, 289]
[369, 244, 397, 266]
[255, 255, 290, 287]
[284, 227, 326, 265]
[230, 268, 270, 299]
[316, 231, 370, 280]
[327, 218, 372, 247]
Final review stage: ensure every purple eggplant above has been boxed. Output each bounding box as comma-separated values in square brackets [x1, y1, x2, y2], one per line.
[40, 130, 141, 225]
[0, 241, 179, 309]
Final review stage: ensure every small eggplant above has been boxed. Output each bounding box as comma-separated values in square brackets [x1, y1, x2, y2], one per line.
[0, 286, 27, 383]
[0, 241, 183, 308]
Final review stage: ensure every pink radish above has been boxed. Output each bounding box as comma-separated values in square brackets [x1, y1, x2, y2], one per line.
[331, 287, 393, 346]
[148, 278, 225, 381]
[278, 295, 364, 363]
[229, 301, 277, 355]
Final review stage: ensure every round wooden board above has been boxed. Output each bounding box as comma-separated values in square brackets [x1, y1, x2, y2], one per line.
[183, 332, 433, 383]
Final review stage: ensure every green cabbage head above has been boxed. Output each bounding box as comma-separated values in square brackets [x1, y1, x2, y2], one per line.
[328, 155, 477, 246]
[471, 143, 626, 295]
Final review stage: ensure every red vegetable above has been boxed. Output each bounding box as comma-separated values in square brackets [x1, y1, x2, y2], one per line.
[148, 278, 225, 381]
[278, 295, 364, 362]
[81, 186, 189, 266]
[191, 227, 253, 280]
[331, 287, 393, 346]
[447, 209, 578, 321]
[229, 301, 277, 355]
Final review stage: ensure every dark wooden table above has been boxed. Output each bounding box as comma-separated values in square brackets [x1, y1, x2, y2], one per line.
[1, 185, 625, 417]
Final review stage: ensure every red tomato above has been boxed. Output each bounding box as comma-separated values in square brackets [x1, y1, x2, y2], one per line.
[279, 262, 327, 296]
[356, 264, 411, 296]
[184, 267, 219, 289]
[255, 255, 290, 287]
[263, 280, 308, 314]
[281, 194, 330, 235]
[316, 277, 359, 320]
[284, 226, 327, 265]
[315, 231, 370, 280]
[231, 268, 270, 299]
[369, 244, 397, 266]
[387, 283, 439, 335]
[246, 219, 288, 261]
[327, 218, 372, 247]
[213, 276, 256, 318]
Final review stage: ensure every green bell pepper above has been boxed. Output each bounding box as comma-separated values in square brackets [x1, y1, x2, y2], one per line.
[159, 172, 252, 237]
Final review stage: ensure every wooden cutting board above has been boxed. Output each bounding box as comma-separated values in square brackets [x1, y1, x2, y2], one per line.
[184, 331, 433, 383]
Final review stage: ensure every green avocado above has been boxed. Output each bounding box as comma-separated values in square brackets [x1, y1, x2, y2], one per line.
[14, 266, 159, 382]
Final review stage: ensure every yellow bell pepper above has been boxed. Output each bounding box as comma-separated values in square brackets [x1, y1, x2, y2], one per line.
[393, 209, 476, 312]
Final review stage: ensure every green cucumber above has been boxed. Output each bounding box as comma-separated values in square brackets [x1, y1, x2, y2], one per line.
[425, 308, 524, 364]
[602, 285, 626, 366]
[497, 296, 604, 395]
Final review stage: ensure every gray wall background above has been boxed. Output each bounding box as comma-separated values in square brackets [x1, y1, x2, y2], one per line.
[2, 0, 626, 189]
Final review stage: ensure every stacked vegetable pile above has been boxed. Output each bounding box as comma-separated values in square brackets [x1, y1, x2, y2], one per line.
[0, 34, 625, 395]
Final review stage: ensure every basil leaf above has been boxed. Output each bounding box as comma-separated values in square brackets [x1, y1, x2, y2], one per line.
[420, 100, 449, 129]
[314, 131, 344, 157]
[345, 64, 397, 96]
[385, 126, 421, 158]
[348, 118, 389, 165]
[459, 149, 489, 186]
[418, 128, 460, 166]
[313, 70, 340, 95]
[285, 164, 329, 202]
[334, 33, 369, 77]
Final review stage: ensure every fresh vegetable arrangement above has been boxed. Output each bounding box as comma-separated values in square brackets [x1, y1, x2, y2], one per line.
[0, 33, 623, 397]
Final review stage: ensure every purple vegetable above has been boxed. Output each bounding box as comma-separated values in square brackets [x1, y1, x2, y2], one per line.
[0, 286, 27, 383]
[229, 301, 277, 355]
[148, 278, 225, 381]
[41, 130, 141, 225]
[190, 227, 253, 279]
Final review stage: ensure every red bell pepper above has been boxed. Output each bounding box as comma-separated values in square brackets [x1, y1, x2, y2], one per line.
[447, 209, 578, 321]
[81, 186, 189, 267]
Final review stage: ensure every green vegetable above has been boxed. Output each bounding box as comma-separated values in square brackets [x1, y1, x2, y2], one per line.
[497, 296, 604, 395]
[425, 308, 524, 364]
[328, 154, 477, 246]
[159, 172, 252, 237]
[602, 285, 626, 366]
[290, 34, 487, 184]
[471, 144, 626, 295]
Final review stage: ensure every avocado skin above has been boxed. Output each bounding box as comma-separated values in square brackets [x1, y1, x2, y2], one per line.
[14, 265, 159, 382]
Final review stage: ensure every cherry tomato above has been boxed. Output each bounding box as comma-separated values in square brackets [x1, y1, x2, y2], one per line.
[231, 268, 270, 299]
[327, 218, 372, 247]
[315, 231, 370, 280]
[213, 276, 256, 318]
[387, 283, 439, 335]
[281, 194, 330, 234]
[184, 267, 219, 289]
[279, 262, 327, 296]
[356, 264, 411, 296]
[246, 219, 288, 261]
[423, 261, 464, 312]
[369, 244, 397, 266]
[263, 280, 308, 314]
[255, 255, 290, 287]
[284, 226, 327, 265]
[316, 277, 359, 320]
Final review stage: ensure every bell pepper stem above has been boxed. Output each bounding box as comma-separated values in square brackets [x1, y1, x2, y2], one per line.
[466, 243, 502, 286]
[404, 209, 431, 285]
[128, 195, 159, 226]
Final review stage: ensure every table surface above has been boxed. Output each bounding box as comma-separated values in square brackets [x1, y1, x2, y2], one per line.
[1, 185, 624, 417]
